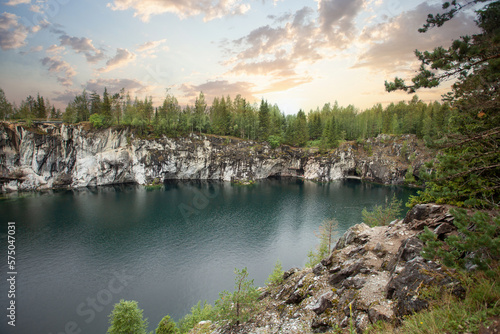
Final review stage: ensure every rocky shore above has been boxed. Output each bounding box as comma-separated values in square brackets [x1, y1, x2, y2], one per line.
[198, 204, 463, 334]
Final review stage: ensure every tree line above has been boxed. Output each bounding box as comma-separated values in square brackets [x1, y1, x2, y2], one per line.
[0, 87, 454, 149]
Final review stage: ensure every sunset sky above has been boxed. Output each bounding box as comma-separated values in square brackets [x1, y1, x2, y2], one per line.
[0, 0, 481, 114]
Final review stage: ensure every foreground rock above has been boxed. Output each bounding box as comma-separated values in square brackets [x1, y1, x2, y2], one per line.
[0, 122, 432, 192]
[200, 204, 461, 334]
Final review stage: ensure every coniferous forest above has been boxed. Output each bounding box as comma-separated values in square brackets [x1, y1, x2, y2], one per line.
[0, 87, 452, 150]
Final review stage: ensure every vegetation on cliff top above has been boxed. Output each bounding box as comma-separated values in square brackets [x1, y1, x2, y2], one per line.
[1, 85, 453, 152]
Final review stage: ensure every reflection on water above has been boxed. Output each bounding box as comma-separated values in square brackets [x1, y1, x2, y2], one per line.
[0, 179, 416, 333]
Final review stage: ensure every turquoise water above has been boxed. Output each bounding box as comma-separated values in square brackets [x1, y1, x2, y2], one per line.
[0, 179, 416, 333]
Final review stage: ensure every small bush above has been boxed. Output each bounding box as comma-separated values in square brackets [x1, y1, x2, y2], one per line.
[265, 259, 284, 286]
[156, 315, 179, 334]
[106, 300, 148, 334]
[177, 301, 215, 334]
[89, 113, 106, 128]
[362, 194, 403, 227]
[405, 166, 417, 185]
[267, 135, 282, 149]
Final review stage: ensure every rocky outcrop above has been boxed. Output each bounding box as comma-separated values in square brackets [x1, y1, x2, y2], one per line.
[200, 204, 461, 334]
[0, 122, 432, 192]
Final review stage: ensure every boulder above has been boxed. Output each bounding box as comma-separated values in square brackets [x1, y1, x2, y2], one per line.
[386, 259, 459, 317]
[283, 268, 299, 281]
[403, 204, 444, 224]
[334, 223, 370, 250]
[342, 276, 367, 290]
[313, 263, 326, 276]
[307, 291, 335, 315]
[329, 260, 365, 286]
[386, 236, 423, 273]
[368, 301, 394, 323]
[434, 222, 456, 239]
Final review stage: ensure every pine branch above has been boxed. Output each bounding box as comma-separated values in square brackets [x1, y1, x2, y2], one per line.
[443, 163, 500, 181]
[442, 127, 500, 149]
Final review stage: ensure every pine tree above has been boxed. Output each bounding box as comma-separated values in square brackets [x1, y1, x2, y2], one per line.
[215, 268, 259, 326]
[258, 99, 270, 140]
[386, 0, 500, 208]
[102, 87, 112, 120]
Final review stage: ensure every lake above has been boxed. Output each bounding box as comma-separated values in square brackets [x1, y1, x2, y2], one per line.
[0, 179, 416, 333]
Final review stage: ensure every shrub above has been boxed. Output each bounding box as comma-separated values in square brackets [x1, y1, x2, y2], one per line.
[405, 166, 417, 185]
[156, 315, 179, 334]
[106, 299, 148, 334]
[265, 259, 284, 286]
[267, 135, 282, 149]
[362, 194, 403, 227]
[89, 113, 106, 128]
[177, 301, 215, 334]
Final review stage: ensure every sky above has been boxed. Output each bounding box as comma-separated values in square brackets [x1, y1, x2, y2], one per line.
[0, 0, 481, 114]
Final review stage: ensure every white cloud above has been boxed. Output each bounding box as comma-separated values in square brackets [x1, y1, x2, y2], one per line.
[181, 80, 255, 103]
[0, 12, 30, 50]
[18, 44, 43, 55]
[41, 56, 77, 87]
[29, 4, 43, 13]
[352, 2, 480, 72]
[317, 0, 365, 47]
[46, 44, 65, 54]
[107, 0, 251, 22]
[5, 0, 31, 6]
[137, 39, 167, 52]
[98, 48, 136, 73]
[225, 5, 324, 92]
[59, 34, 105, 63]
[83, 78, 150, 97]
[137, 39, 167, 58]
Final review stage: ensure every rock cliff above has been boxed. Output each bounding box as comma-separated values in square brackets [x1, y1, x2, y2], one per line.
[0, 122, 432, 192]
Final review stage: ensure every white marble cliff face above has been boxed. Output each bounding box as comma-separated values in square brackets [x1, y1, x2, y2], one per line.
[0, 123, 427, 192]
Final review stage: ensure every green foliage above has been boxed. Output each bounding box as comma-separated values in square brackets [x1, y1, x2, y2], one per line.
[306, 218, 338, 267]
[267, 135, 282, 149]
[106, 299, 148, 334]
[0, 88, 13, 120]
[385, 1, 500, 208]
[400, 140, 409, 160]
[420, 208, 500, 276]
[362, 194, 403, 227]
[214, 267, 259, 326]
[24, 117, 33, 128]
[155, 315, 179, 334]
[405, 166, 417, 185]
[265, 259, 284, 286]
[89, 113, 106, 128]
[258, 99, 271, 140]
[387, 269, 500, 334]
[7, 85, 454, 149]
[177, 301, 215, 334]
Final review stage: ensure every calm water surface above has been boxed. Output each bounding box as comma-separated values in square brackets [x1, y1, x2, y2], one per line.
[0, 179, 416, 333]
